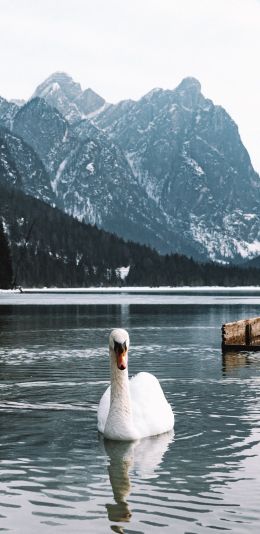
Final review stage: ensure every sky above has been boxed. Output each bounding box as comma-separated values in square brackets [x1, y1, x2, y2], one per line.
[0, 0, 260, 171]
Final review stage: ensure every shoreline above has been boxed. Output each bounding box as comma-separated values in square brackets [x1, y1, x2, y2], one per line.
[1, 286, 260, 306]
[1, 286, 260, 294]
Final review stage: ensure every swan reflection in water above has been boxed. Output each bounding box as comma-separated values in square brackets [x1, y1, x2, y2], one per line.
[102, 430, 174, 531]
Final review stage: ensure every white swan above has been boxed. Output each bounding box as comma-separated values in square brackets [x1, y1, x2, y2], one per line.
[97, 328, 174, 441]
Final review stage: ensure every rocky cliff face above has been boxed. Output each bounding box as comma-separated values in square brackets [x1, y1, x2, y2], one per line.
[13, 97, 69, 172]
[0, 125, 55, 204]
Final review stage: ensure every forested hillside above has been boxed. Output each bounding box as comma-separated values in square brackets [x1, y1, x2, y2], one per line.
[0, 220, 13, 288]
[1, 182, 260, 288]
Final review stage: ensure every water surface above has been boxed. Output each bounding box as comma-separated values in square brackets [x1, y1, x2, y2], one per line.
[1, 293, 260, 533]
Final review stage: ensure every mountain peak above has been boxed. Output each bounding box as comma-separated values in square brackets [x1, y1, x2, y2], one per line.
[173, 77, 202, 109]
[176, 77, 201, 93]
[32, 73, 105, 121]
[46, 71, 76, 82]
[32, 73, 82, 122]
[33, 72, 82, 100]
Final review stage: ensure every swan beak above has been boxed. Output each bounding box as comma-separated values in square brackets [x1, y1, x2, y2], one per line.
[116, 350, 128, 370]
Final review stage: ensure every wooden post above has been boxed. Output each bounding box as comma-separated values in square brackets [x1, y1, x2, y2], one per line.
[245, 323, 252, 346]
[222, 316, 260, 351]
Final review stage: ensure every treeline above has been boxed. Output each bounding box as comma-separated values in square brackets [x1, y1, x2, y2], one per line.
[1, 182, 260, 288]
[0, 220, 13, 288]
[126, 254, 260, 286]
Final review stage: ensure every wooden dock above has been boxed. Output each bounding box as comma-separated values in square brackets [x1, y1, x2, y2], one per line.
[222, 316, 260, 351]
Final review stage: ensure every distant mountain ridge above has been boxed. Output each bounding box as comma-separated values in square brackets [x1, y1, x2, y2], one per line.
[1, 73, 260, 263]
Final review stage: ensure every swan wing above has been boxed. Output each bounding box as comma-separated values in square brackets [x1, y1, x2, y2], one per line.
[130, 372, 174, 438]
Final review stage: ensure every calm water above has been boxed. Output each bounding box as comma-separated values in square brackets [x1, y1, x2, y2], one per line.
[1, 293, 260, 533]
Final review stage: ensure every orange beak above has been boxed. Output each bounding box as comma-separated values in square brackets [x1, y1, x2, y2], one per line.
[116, 350, 128, 370]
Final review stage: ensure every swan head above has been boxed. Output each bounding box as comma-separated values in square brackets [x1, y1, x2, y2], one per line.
[109, 329, 130, 371]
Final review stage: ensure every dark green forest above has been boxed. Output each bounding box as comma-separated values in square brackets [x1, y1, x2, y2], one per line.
[1, 182, 260, 289]
[0, 219, 13, 288]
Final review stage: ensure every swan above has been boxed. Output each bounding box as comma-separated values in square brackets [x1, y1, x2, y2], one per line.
[97, 328, 174, 441]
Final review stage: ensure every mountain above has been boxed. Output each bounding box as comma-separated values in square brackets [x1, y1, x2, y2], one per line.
[2, 73, 260, 263]
[32, 72, 105, 122]
[53, 118, 187, 251]
[94, 77, 260, 262]
[1, 121, 259, 289]
[12, 97, 195, 255]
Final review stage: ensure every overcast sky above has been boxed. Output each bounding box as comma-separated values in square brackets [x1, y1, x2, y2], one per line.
[1, 0, 260, 171]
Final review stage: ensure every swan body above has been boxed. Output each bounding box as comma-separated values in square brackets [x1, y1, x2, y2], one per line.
[97, 328, 174, 441]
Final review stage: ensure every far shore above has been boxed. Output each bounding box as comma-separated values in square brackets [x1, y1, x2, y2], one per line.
[1, 286, 260, 294]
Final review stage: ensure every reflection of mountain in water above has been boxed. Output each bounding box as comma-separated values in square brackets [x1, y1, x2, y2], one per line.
[103, 432, 173, 528]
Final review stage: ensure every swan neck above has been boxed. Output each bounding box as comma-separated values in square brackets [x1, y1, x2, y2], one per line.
[103, 349, 135, 440]
[110, 350, 131, 407]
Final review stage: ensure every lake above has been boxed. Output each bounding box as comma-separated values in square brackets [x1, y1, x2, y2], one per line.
[1, 290, 260, 533]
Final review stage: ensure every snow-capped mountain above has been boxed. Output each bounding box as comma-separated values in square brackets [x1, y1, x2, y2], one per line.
[1, 73, 260, 262]
[32, 72, 105, 122]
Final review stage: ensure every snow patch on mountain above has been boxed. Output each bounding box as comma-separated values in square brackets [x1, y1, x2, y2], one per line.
[1, 217, 10, 237]
[182, 148, 205, 176]
[86, 102, 110, 119]
[41, 82, 60, 97]
[86, 162, 95, 174]
[70, 196, 102, 226]
[52, 158, 68, 193]
[234, 239, 260, 258]
[244, 213, 256, 221]
[190, 212, 260, 261]
[125, 151, 160, 203]
[116, 266, 130, 280]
